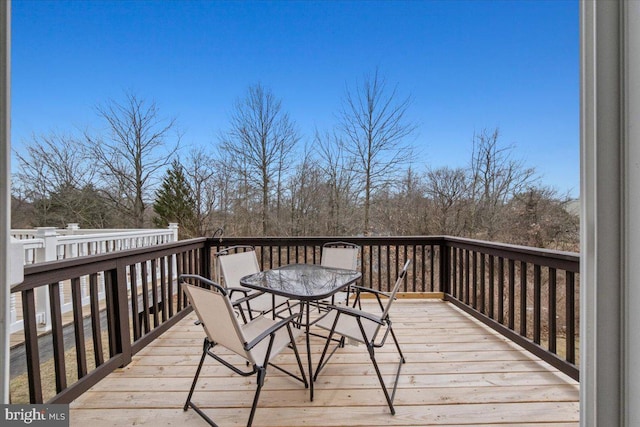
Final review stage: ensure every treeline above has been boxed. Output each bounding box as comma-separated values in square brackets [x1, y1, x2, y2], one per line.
[11, 72, 578, 250]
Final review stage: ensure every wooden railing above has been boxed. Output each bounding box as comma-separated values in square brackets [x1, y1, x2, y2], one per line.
[10, 238, 208, 404]
[441, 238, 579, 380]
[211, 236, 444, 293]
[214, 236, 579, 380]
[9, 235, 579, 404]
[8, 225, 179, 335]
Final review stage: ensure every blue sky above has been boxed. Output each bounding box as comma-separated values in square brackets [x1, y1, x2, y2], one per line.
[11, 0, 579, 197]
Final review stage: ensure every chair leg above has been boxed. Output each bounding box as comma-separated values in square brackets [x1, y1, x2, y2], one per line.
[184, 348, 207, 411]
[247, 367, 266, 427]
[389, 325, 406, 363]
[238, 306, 249, 324]
[387, 325, 406, 408]
[313, 328, 336, 381]
[184, 341, 221, 426]
[352, 291, 362, 310]
[367, 343, 397, 415]
[288, 326, 309, 388]
[314, 311, 345, 382]
[286, 300, 294, 317]
[367, 325, 406, 416]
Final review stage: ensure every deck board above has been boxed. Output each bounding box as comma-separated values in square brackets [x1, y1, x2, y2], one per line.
[70, 299, 579, 426]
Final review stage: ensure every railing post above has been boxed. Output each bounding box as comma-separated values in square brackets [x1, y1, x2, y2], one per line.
[202, 238, 212, 279]
[168, 223, 179, 242]
[34, 227, 57, 331]
[105, 264, 132, 366]
[34, 227, 57, 262]
[439, 239, 450, 295]
[66, 223, 80, 234]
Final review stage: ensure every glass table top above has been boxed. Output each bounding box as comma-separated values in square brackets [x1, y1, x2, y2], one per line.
[240, 264, 362, 301]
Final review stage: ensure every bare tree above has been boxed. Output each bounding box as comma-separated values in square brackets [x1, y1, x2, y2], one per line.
[182, 148, 218, 236]
[506, 186, 579, 250]
[468, 128, 537, 238]
[211, 148, 244, 235]
[87, 92, 180, 228]
[392, 167, 428, 234]
[285, 146, 324, 236]
[219, 84, 300, 235]
[314, 130, 359, 235]
[366, 166, 426, 235]
[339, 69, 416, 234]
[13, 131, 108, 226]
[425, 166, 469, 235]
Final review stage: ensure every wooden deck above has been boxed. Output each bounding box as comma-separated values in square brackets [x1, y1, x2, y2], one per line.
[69, 299, 579, 426]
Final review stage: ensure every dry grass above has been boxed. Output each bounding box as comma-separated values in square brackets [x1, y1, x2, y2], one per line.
[10, 333, 110, 404]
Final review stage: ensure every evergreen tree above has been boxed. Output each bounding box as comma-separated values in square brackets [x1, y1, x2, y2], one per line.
[153, 160, 197, 238]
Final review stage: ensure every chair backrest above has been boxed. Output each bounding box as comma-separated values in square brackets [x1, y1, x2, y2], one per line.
[380, 259, 411, 321]
[216, 247, 261, 289]
[183, 283, 251, 360]
[321, 241, 359, 270]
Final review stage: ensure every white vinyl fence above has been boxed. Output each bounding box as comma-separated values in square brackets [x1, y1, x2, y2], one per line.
[9, 224, 179, 334]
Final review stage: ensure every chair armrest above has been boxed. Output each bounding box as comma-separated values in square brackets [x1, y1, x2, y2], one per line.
[244, 311, 301, 351]
[179, 274, 226, 294]
[326, 304, 385, 325]
[231, 289, 266, 306]
[352, 285, 391, 299]
[226, 286, 254, 298]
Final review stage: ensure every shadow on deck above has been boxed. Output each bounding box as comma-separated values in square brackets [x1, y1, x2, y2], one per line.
[69, 299, 579, 427]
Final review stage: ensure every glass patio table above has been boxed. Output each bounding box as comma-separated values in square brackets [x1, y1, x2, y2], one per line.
[240, 263, 361, 400]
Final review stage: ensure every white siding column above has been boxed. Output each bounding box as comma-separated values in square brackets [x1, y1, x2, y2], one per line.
[623, 2, 640, 424]
[0, 0, 10, 405]
[581, 1, 640, 425]
[34, 228, 56, 331]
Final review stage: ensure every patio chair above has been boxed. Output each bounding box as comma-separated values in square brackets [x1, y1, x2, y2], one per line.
[216, 246, 290, 321]
[181, 275, 308, 427]
[321, 241, 359, 270]
[313, 259, 411, 415]
[318, 241, 360, 307]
